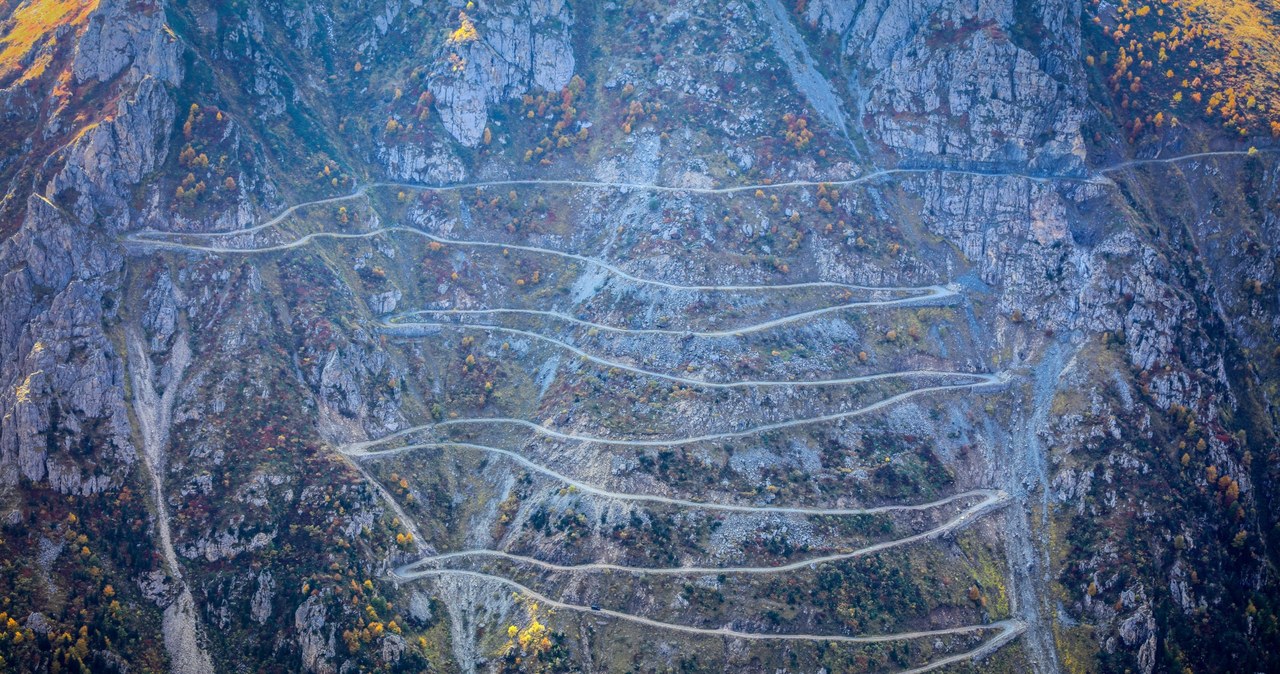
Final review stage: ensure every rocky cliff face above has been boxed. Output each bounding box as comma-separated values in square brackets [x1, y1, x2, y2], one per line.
[805, 0, 1086, 168]
[0, 0, 205, 670]
[1, 0, 179, 493]
[2, 0, 1277, 672]
[429, 0, 575, 147]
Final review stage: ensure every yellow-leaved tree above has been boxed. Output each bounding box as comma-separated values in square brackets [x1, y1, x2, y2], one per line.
[499, 595, 561, 672]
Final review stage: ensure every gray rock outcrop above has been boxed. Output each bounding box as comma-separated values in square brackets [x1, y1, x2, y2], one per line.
[429, 0, 576, 146]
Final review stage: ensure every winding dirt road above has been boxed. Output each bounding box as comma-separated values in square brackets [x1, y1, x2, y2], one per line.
[1100, 148, 1272, 172]
[350, 433, 999, 516]
[130, 163, 1116, 239]
[390, 565, 1025, 646]
[122, 148, 1268, 669]
[415, 374, 1006, 447]
[384, 319, 983, 389]
[127, 225, 943, 294]
[123, 147, 1268, 248]
[395, 488, 1007, 576]
[110, 141, 1272, 673]
[391, 284, 956, 336]
[346, 376, 1005, 457]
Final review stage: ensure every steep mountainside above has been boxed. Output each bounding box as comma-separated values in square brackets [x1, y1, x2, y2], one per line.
[1, 0, 1278, 672]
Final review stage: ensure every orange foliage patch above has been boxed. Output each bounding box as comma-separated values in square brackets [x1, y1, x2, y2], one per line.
[0, 0, 100, 84]
[1087, 0, 1280, 138]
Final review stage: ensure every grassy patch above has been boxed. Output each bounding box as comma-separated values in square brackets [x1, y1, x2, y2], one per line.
[0, 0, 99, 84]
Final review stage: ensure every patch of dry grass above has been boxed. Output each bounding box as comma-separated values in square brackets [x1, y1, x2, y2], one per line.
[0, 0, 99, 83]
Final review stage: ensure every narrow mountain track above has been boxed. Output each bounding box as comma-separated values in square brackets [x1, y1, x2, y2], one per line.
[350, 434, 1001, 516]
[390, 564, 1026, 648]
[122, 147, 1268, 248]
[395, 488, 1008, 576]
[384, 319, 983, 388]
[347, 375, 1005, 454]
[132, 165, 1112, 237]
[422, 375, 1006, 447]
[125, 145, 1240, 669]
[127, 225, 943, 293]
[1100, 149, 1271, 172]
[389, 285, 956, 336]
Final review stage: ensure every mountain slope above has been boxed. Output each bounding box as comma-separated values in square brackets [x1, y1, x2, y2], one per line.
[1, 0, 1277, 673]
